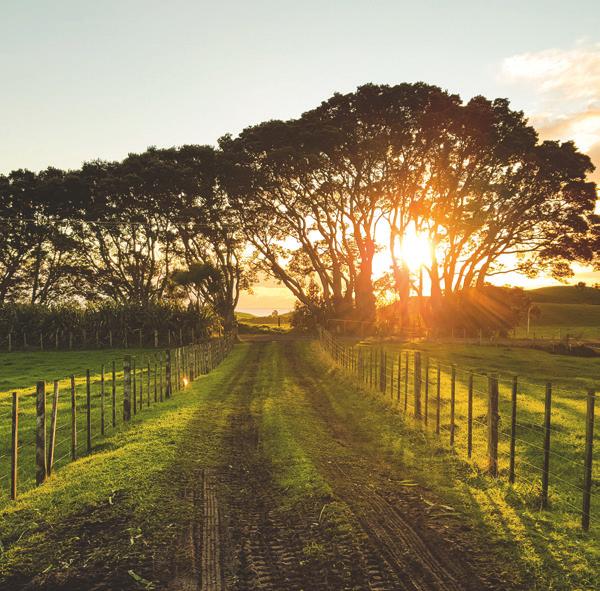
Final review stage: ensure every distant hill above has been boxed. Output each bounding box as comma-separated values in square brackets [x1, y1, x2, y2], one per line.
[235, 311, 256, 320]
[235, 311, 293, 325]
[527, 286, 600, 305]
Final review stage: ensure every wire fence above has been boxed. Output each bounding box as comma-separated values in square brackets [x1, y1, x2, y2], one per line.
[0, 333, 234, 504]
[318, 328, 598, 533]
[1, 325, 212, 352]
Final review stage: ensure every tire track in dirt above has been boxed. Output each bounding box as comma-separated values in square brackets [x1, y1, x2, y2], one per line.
[282, 340, 504, 591]
[216, 342, 307, 591]
[201, 469, 223, 591]
[217, 342, 390, 591]
[166, 344, 266, 591]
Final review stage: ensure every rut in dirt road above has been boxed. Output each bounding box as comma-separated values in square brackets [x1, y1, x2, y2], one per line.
[175, 340, 516, 591]
[282, 341, 510, 591]
[166, 344, 266, 591]
[216, 342, 405, 591]
[217, 342, 309, 591]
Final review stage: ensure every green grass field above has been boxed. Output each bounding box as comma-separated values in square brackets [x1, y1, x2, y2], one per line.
[0, 347, 187, 503]
[0, 345, 245, 589]
[1, 340, 598, 589]
[515, 302, 600, 340]
[341, 335, 599, 542]
[528, 285, 600, 305]
[235, 310, 293, 325]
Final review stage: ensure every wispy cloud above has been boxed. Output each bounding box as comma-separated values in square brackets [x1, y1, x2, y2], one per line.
[500, 42, 600, 182]
[501, 42, 600, 106]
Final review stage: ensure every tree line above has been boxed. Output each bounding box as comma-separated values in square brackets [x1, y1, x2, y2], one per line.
[1, 83, 598, 331]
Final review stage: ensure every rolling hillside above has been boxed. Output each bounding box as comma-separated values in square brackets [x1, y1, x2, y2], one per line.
[527, 285, 600, 305]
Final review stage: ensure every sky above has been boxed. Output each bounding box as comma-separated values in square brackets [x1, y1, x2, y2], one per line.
[1, 0, 599, 312]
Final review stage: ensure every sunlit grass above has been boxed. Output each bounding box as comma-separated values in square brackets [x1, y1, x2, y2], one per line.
[0, 348, 170, 502]
[316, 339, 599, 590]
[0, 344, 248, 587]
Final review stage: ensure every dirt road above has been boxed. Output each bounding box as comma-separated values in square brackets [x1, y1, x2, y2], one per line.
[2, 340, 524, 590]
[169, 340, 519, 591]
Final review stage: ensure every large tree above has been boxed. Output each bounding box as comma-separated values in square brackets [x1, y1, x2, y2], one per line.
[70, 157, 177, 305]
[0, 168, 80, 304]
[152, 145, 250, 331]
[220, 121, 356, 319]
[223, 83, 597, 327]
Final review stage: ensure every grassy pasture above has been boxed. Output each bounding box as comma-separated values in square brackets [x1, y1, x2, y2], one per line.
[515, 302, 600, 340]
[0, 339, 597, 589]
[0, 348, 169, 503]
[0, 345, 248, 589]
[528, 285, 600, 305]
[351, 338, 600, 536]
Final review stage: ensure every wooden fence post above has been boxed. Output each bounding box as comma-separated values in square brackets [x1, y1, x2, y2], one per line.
[487, 374, 499, 477]
[436, 363, 441, 435]
[380, 350, 386, 393]
[8, 331, 12, 352]
[509, 376, 518, 483]
[47, 380, 60, 476]
[450, 365, 456, 446]
[177, 348, 182, 390]
[160, 356, 164, 401]
[147, 361, 151, 407]
[111, 361, 116, 428]
[396, 353, 401, 403]
[123, 355, 132, 421]
[133, 359, 137, 415]
[70, 375, 77, 459]
[154, 362, 158, 402]
[86, 370, 92, 452]
[467, 372, 473, 458]
[100, 365, 105, 435]
[582, 390, 595, 531]
[166, 350, 172, 398]
[404, 352, 409, 412]
[36, 381, 47, 485]
[11, 392, 18, 499]
[424, 357, 429, 425]
[139, 362, 143, 410]
[414, 352, 422, 418]
[541, 382, 552, 508]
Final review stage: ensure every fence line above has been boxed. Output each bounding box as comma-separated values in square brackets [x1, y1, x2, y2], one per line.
[318, 328, 598, 532]
[1, 326, 218, 352]
[0, 334, 234, 503]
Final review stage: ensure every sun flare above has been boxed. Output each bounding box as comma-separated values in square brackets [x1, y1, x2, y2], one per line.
[398, 225, 432, 272]
[372, 223, 432, 278]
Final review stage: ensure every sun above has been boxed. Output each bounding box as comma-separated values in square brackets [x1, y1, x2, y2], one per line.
[399, 224, 432, 272]
[372, 223, 432, 277]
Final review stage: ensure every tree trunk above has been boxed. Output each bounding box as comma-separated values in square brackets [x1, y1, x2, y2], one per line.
[355, 259, 376, 322]
[393, 262, 411, 330]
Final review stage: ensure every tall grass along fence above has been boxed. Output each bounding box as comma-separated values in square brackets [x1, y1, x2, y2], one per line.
[0, 334, 234, 503]
[318, 328, 598, 533]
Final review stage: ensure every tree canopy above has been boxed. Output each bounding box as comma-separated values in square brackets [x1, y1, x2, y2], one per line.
[0, 82, 597, 332]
